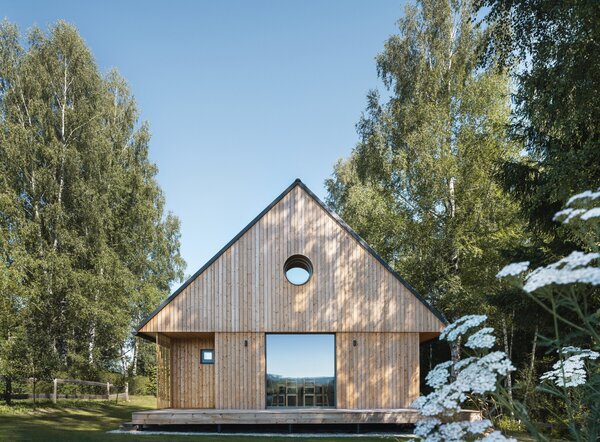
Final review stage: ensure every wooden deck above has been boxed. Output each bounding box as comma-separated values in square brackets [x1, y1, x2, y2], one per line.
[132, 408, 481, 426]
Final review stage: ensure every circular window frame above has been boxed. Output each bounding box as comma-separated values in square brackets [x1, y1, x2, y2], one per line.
[283, 254, 313, 286]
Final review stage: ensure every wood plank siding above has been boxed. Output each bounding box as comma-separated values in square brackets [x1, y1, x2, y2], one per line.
[165, 331, 418, 410]
[132, 407, 481, 426]
[156, 334, 172, 409]
[171, 335, 215, 408]
[215, 332, 265, 409]
[140, 181, 446, 413]
[139, 185, 444, 335]
[336, 333, 419, 409]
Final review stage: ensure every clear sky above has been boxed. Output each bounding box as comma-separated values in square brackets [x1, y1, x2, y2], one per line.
[4, 0, 406, 281]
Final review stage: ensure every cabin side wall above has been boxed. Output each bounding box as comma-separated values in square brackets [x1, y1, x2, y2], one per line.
[215, 332, 266, 409]
[336, 332, 420, 409]
[159, 331, 419, 409]
[171, 335, 215, 408]
[156, 334, 172, 408]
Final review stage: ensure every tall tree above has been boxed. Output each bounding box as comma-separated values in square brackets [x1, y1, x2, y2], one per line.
[478, 0, 600, 237]
[326, 0, 525, 320]
[0, 20, 185, 385]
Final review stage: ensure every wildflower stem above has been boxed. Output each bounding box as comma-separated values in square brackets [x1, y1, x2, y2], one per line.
[551, 297, 581, 442]
[568, 287, 600, 342]
[523, 290, 588, 335]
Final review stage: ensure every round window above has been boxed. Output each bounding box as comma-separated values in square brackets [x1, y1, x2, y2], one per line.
[283, 255, 313, 286]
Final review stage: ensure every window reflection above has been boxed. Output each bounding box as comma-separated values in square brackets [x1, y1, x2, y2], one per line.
[266, 334, 335, 407]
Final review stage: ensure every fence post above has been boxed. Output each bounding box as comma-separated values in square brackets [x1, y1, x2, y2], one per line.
[52, 379, 57, 404]
[125, 382, 129, 402]
[106, 382, 110, 400]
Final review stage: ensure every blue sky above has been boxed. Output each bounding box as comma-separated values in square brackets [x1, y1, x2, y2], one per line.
[4, 0, 405, 280]
[267, 334, 335, 378]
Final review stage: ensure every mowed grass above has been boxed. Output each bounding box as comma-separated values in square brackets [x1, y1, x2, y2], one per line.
[0, 396, 398, 442]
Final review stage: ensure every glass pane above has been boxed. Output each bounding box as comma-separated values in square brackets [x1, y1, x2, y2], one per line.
[266, 334, 335, 407]
[285, 267, 311, 285]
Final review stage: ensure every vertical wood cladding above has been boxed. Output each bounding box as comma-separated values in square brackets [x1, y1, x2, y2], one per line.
[170, 335, 215, 408]
[156, 334, 172, 408]
[215, 332, 265, 409]
[147, 182, 441, 410]
[140, 186, 444, 335]
[162, 331, 420, 410]
[336, 333, 420, 409]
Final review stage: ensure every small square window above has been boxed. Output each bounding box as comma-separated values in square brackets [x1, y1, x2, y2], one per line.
[201, 349, 214, 364]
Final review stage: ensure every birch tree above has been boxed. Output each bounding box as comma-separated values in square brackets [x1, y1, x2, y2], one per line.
[0, 20, 184, 384]
[326, 0, 525, 320]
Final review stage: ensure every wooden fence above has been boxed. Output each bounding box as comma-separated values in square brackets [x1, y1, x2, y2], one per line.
[51, 378, 129, 403]
[2, 377, 128, 403]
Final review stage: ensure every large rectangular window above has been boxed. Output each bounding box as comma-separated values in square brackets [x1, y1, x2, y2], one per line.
[266, 334, 335, 407]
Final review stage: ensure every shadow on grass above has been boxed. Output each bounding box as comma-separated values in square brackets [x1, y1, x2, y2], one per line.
[0, 396, 395, 442]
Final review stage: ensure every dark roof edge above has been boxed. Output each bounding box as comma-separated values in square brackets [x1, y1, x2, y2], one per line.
[135, 179, 303, 334]
[135, 331, 156, 342]
[296, 181, 449, 326]
[135, 178, 447, 335]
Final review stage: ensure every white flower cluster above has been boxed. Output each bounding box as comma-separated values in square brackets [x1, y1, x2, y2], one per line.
[553, 188, 600, 224]
[581, 207, 600, 220]
[565, 189, 600, 206]
[553, 208, 586, 223]
[465, 328, 496, 349]
[426, 361, 453, 389]
[414, 351, 515, 417]
[481, 431, 518, 442]
[413, 316, 515, 441]
[414, 410, 516, 441]
[522, 251, 600, 292]
[540, 347, 600, 388]
[414, 419, 512, 442]
[496, 261, 530, 278]
[440, 315, 488, 342]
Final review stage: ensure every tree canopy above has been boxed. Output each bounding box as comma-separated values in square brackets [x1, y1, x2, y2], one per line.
[326, 0, 525, 319]
[0, 20, 185, 383]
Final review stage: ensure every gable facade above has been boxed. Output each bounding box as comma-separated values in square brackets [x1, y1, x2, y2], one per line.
[138, 181, 445, 336]
[137, 180, 445, 410]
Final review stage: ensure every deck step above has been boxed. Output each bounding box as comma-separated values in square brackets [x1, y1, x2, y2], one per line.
[119, 422, 140, 431]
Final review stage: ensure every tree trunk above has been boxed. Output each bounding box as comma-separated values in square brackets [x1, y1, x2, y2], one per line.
[530, 325, 538, 374]
[88, 323, 96, 366]
[54, 58, 69, 362]
[4, 377, 12, 406]
[448, 176, 460, 273]
[32, 377, 36, 407]
[132, 338, 139, 376]
[524, 324, 538, 407]
[88, 268, 101, 367]
[502, 316, 513, 401]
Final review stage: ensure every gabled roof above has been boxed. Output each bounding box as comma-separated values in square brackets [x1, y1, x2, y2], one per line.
[136, 179, 447, 336]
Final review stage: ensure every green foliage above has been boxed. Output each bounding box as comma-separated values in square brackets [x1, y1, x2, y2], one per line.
[326, 0, 525, 319]
[495, 416, 525, 433]
[497, 191, 600, 441]
[0, 20, 184, 390]
[478, 0, 600, 238]
[128, 375, 153, 396]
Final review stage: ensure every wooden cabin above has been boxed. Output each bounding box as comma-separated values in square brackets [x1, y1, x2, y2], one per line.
[133, 179, 448, 428]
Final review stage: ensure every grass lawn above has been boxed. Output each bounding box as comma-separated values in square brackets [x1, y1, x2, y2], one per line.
[0, 396, 400, 442]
